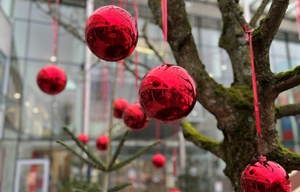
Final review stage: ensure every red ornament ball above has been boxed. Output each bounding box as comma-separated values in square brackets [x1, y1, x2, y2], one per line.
[240, 156, 291, 192]
[85, 5, 138, 61]
[96, 135, 109, 151]
[152, 153, 166, 169]
[113, 98, 130, 119]
[168, 188, 181, 192]
[36, 65, 67, 95]
[139, 64, 197, 124]
[123, 103, 150, 130]
[78, 134, 89, 145]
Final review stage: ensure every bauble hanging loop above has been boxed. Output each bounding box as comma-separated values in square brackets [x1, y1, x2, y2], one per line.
[240, 155, 291, 192]
[36, 65, 67, 95]
[85, 5, 138, 61]
[139, 63, 197, 124]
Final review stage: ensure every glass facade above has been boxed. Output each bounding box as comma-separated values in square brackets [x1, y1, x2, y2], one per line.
[0, 0, 300, 191]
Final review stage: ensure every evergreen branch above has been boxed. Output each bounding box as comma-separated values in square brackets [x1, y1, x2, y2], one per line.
[107, 130, 130, 170]
[275, 103, 300, 119]
[272, 65, 300, 95]
[141, 21, 164, 63]
[107, 182, 132, 192]
[109, 141, 160, 171]
[56, 140, 97, 168]
[249, 0, 270, 27]
[62, 127, 106, 171]
[181, 121, 223, 159]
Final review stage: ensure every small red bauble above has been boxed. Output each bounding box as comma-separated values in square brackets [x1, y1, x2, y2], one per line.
[85, 5, 138, 61]
[152, 153, 166, 169]
[96, 135, 109, 151]
[123, 103, 150, 130]
[139, 63, 197, 124]
[78, 134, 89, 145]
[168, 188, 181, 192]
[36, 65, 67, 95]
[113, 98, 130, 119]
[240, 156, 291, 192]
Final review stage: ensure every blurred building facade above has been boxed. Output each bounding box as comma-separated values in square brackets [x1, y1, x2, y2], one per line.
[0, 0, 299, 191]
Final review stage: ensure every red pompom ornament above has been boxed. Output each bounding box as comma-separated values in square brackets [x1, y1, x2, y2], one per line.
[85, 5, 138, 61]
[123, 103, 150, 130]
[168, 188, 181, 192]
[78, 134, 89, 145]
[113, 98, 130, 119]
[96, 135, 109, 151]
[37, 65, 67, 95]
[139, 64, 197, 124]
[240, 155, 291, 192]
[152, 153, 166, 169]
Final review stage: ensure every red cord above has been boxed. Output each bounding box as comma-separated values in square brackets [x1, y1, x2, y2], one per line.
[295, 0, 300, 40]
[133, 0, 139, 87]
[244, 25, 262, 154]
[161, 0, 168, 41]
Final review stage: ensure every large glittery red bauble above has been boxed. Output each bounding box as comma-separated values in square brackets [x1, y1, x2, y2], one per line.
[168, 188, 181, 192]
[85, 5, 138, 61]
[36, 65, 67, 95]
[139, 64, 197, 124]
[78, 134, 89, 145]
[152, 153, 166, 169]
[240, 156, 291, 192]
[113, 98, 130, 119]
[123, 103, 150, 130]
[96, 135, 109, 151]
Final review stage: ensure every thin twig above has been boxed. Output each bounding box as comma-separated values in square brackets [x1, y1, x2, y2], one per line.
[142, 21, 165, 63]
[249, 0, 271, 27]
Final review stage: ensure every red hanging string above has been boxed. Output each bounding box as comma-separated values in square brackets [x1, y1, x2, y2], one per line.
[161, 0, 168, 41]
[244, 25, 262, 154]
[295, 0, 300, 40]
[133, 0, 139, 87]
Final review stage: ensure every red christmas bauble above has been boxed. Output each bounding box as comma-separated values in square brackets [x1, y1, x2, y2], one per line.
[139, 64, 197, 124]
[85, 5, 138, 61]
[96, 135, 109, 151]
[152, 153, 166, 169]
[240, 156, 291, 192]
[123, 103, 150, 130]
[78, 134, 89, 145]
[168, 188, 181, 192]
[113, 98, 130, 119]
[36, 65, 67, 95]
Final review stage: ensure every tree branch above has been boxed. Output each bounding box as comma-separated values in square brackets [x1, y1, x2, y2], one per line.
[142, 21, 165, 63]
[148, 0, 230, 119]
[228, 0, 249, 29]
[249, 0, 271, 27]
[34, 1, 86, 43]
[267, 144, 300, 173]
[254, 0, 289, 51]
[181, 121, 223, 159]
[272, 65, 300, 95]
[275, 103, 300, 119]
